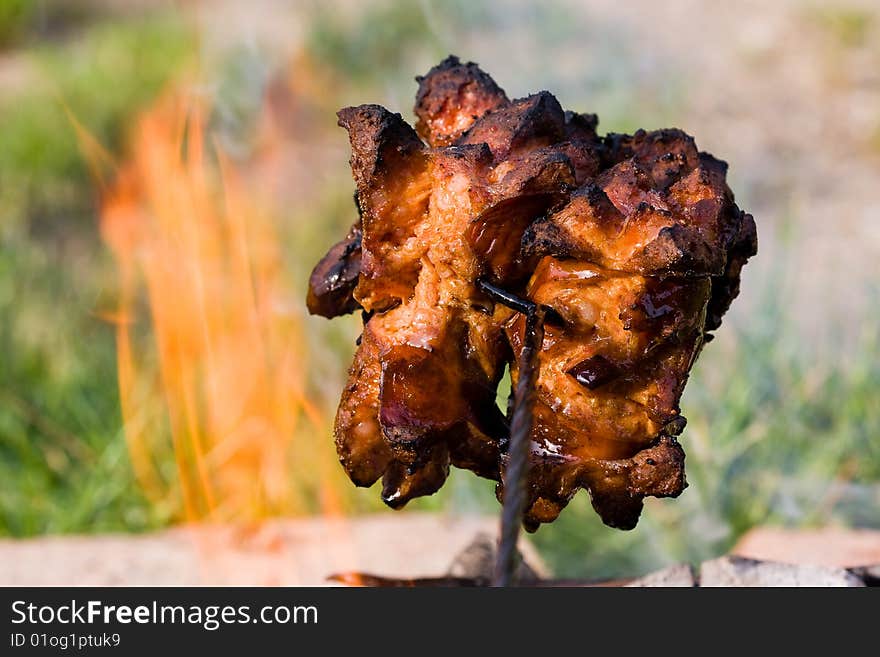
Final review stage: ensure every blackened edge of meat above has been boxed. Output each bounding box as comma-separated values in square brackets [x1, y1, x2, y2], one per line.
[307, 223, 363, 318]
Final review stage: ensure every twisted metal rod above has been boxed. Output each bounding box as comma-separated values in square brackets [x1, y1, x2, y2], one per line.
[477, 279, 545, 587]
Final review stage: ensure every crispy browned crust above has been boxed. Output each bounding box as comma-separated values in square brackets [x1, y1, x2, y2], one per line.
[333, 324, 392, 487]
[468, 146, 577, 284]
[512, 434, 686, 531]
[336, 105, 431, 312]
[458, 91, 567, 160]
[306, 222, 362, 318]
[523, 130, 755, 279]
[308, 57, 756, 530]
[414, 55, 509, 147]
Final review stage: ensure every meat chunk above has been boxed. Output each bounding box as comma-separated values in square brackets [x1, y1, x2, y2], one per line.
[524, 133, 754, 278]
[336, 105, 431, 312]
[306, 222, 362, 318]
[307, 56, 756, 530]
[414, 55, 509, 147]
[502, 257, 708, 527]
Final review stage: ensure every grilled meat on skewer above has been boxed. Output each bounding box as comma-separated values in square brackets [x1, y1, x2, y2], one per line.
[308, 55, 756, 530]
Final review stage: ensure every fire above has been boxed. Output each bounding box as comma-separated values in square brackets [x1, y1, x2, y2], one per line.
[99, 90, 346, 524]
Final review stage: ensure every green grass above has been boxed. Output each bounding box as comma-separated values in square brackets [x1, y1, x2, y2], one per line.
[0, 16, 191, 238]
[306, 0, 489, 90]
[0, 12, 191, 536]
[0, 231, 170, 535]
[806, 4, 875, 49]
[0, 0, 34, 48]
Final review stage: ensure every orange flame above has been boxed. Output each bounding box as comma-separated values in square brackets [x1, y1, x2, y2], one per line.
[99, 91, 345, 524]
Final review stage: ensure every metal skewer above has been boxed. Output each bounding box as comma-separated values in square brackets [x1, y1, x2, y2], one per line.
[477, 279, 546, 587]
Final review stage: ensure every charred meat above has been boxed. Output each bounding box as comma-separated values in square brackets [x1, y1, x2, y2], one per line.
[308, 55, 756, 530]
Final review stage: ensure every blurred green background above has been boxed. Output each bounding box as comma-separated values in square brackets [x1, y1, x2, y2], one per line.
[1, 0, 878, 578]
